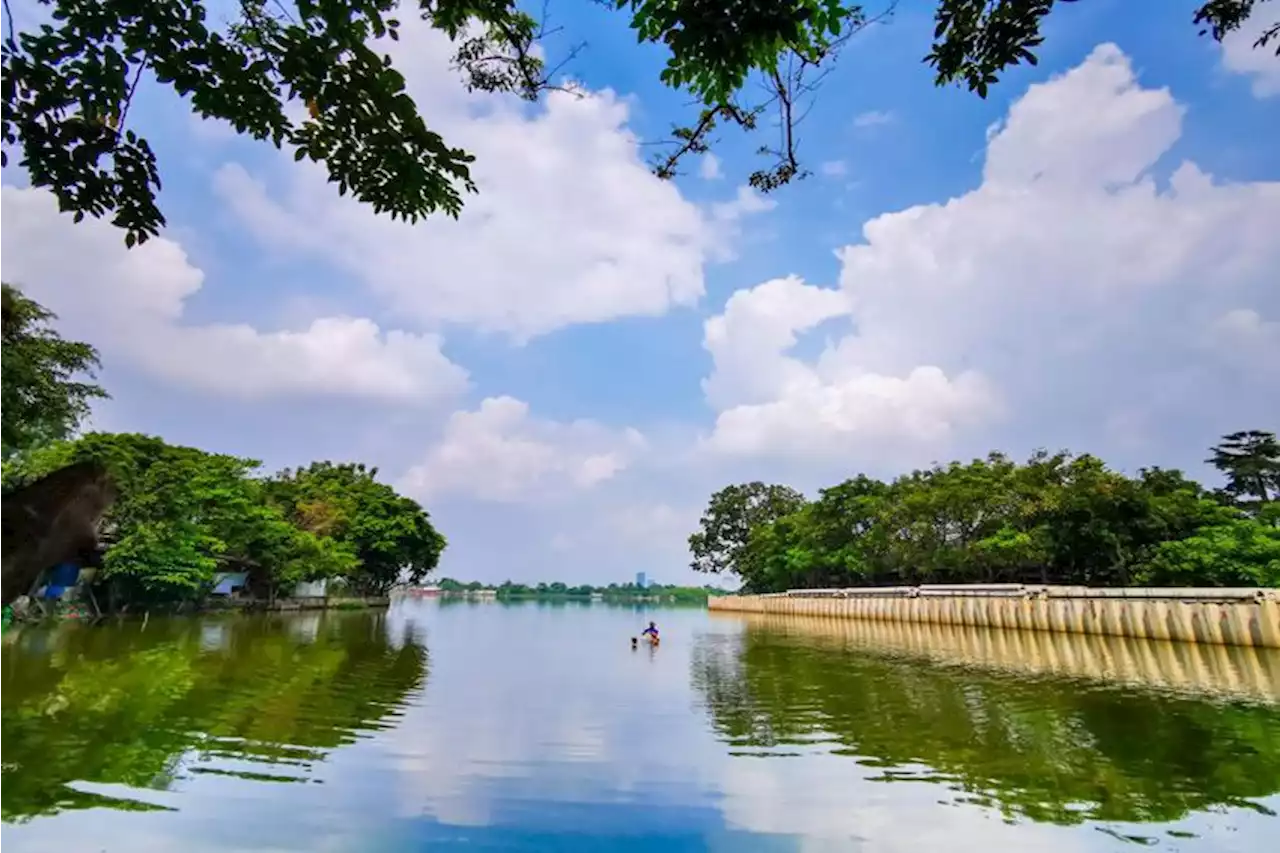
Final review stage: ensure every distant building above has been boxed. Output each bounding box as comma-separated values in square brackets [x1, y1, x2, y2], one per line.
[293, 579, 328, 599]
[636, 571, 647, 589]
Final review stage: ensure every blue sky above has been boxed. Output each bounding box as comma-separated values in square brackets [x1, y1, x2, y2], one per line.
[3, 0, 1278, 585]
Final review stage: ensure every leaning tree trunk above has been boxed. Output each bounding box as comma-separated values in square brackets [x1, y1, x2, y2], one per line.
[1, 462, 116, 607]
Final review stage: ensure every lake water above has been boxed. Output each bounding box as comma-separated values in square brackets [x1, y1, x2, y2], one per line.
[3, 599, 1279, 852]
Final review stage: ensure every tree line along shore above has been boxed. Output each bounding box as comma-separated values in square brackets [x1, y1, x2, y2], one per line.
[433, 578, 715, 603]
[687, 433, 1279, 594]
[3, 284, 444, 615]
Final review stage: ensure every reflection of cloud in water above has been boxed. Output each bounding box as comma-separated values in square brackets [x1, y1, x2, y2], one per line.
[716, 753, 1088, 852]
[377, 603, 1280, 852]
[6, 603, 1279, 853]
[381, 603, 727, 829]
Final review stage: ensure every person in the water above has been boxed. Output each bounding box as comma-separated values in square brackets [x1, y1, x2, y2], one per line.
[641, 622, 659, 643]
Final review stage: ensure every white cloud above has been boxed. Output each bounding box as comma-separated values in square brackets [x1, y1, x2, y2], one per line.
[820, 160, 849, 178]
[0, 186, 468, 403]
[699, 153, 723, 180]
[1204, 308, 1280, 376]
[708, 184, 777, 222]
[187, 111, 238, 143]
[214, 17, 771, 341]
[606, 502, 698, 546]
[548, 501, 702, 563]
[699, 44, 1280, 463]
[852, 109, 895, 129]
[981, 46, 1182, 190]
[398, 397, 645, 503]
[706, 366, 1001, 459]
[1221, 13, 1280, 97]
[700, 275, 1000, 459]
[702, 276, 851, 412]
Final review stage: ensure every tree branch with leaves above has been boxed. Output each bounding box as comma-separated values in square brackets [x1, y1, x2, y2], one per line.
[2, 0, 1274, 247]
[1, 284, 108, 460]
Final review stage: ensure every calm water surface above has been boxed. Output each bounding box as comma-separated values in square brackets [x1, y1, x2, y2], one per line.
[3, 600, 1279, 852]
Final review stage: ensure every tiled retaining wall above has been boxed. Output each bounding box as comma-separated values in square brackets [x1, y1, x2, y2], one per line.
[707, 585, 1280, 648]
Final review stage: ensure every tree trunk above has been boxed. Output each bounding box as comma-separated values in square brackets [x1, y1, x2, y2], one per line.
[1, 462, 116, 607]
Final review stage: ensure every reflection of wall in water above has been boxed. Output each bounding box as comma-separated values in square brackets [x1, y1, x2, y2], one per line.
[715, 611, 1280, 705]
[288, 612, 323, 643]
[710, 587, 1280, 648]
[199, 623, 230, 652]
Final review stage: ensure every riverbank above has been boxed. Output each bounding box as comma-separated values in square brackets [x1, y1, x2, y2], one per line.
[240, 596, 390, 612]
[5, 594, 390, 626]
[708, 585, 1280, 648]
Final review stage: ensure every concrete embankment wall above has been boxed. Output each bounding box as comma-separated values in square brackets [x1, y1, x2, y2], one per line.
[708, 585, 1280, 649]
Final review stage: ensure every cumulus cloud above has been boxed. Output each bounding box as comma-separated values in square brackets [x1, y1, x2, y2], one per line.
[1221, 13, 1280, 97]
[700, 274, 1000, 459]
[0, 187, 468, 403]
[213, 16, 772, 341]
[1204, 308, 1280, 376]
[852, 109, 896, 129]
[398, 397, 646, 503]
[699, 154, 724, 180]
[707, 367, 1002, 459]
[546, 501, 703, 564]
[699, 43, 1280, 463]
[702, 276, 852, 412]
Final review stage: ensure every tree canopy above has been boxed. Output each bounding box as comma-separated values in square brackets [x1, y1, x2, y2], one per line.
[1, 432, 445, 604]
[1207, 429, 1280, 511]
[263, 461, 446, 595]
[3, 0, 1273, 246]
[0, 0, 868, 245]
[927, 0, 1277, 97]
[690, 437, 1280, 593]
[0, 290, 445, 607]
[1, 283, 107, 459]
[687, 482, 808, 577]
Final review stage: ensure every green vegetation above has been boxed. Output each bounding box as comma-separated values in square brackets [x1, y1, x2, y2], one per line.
[3, 435, 445, 606]
[435, 577, 716, 605]
[692, 624, 1280, 826]
[3, 1, 1270, 245]
[690, 440, 1280, 593]
[1, 284, 107, 460]
[0, 0, 875, 245]
[1, 611, 425, 821]
[928, 0, 1276, 98]
[0, 286, 444, 610]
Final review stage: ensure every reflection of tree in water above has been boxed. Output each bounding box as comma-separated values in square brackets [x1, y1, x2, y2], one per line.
[1, 612, 427, 822]
[690, 629, 1280, 826]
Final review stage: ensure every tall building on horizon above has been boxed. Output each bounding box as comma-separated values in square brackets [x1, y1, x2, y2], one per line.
[636, 571, 647, 589]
